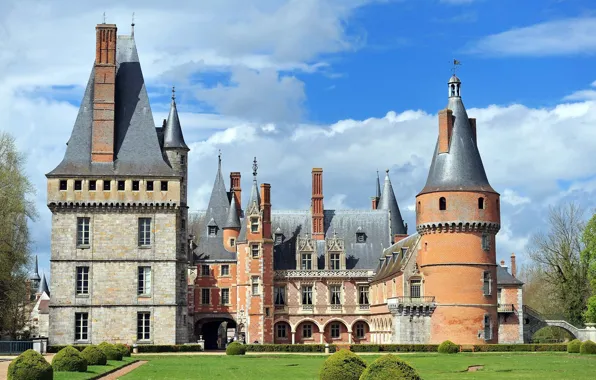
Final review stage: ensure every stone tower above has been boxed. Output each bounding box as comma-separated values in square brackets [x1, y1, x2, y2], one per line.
[415, 74, 500, 344]
[46, 23, 188, 345]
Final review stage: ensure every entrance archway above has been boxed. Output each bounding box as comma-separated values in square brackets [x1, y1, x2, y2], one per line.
[195, 318, 237, 350]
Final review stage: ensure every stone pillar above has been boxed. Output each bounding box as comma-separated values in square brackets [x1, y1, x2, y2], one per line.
[291, 332, 296, 344]
[348, 331, 352, 344]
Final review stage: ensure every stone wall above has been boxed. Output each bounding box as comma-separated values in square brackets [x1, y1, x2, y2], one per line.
[498, 286, 523, 343]
[392, 315, 432, 344]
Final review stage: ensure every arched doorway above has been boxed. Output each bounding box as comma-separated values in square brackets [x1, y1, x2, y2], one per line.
[195, 318, 237, 350]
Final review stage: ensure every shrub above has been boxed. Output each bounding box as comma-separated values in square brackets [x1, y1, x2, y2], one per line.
[319, 349, 367, 380]
[51, 346, 88, 372]
[226, 342, 246, 356]
[580, 340, 596, 355]
[359, 354, 421, 380]
[97, 342, 123, 361]
[81, 346, 107, 366]
[567, 339, 581, 353]
[7, 349, 53, 380]
[47, 345, 87, 353]
[438, 340, 459, 354]
[114, 344, 131, 357]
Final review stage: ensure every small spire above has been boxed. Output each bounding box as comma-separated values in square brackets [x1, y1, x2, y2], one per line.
[252, 157, 258, 178]
[131, 12, 135, 36]
[376, 170, 381, 199]
[103, 12, 106, 24]
[172, 85, 176, 101]
[218, 150, 222, 169]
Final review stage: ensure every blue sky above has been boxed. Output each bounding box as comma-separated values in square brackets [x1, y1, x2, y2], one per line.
[2, 0, 596, 281]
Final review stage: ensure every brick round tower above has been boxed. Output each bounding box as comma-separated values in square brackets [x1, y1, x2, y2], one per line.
[415, 74, 500, 344]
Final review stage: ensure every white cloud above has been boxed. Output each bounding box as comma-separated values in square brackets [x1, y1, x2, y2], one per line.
[466, 17, 596, 56]
[564, 80, 596, 101]
[501, 189, 531, 207]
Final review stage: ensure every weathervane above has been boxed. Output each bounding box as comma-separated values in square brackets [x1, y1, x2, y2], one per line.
[172, 85, 176, 100]
[252, 157, 258, 178]
[103, 12, 106, 24]
[131, 12, 135, 36]
[451, 59, 462, 75]
[218, 149, 222, 165]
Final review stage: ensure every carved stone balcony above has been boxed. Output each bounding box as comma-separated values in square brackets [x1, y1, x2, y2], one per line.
[498, 303, 515, 313]
[388, 296, 436, 316]
[274, 269, 374, 280]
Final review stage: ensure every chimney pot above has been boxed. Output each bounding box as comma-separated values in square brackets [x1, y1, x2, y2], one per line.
[511, 252, 517, 278]
[438, 109, 453, 154]
[311, 168, 324, 240]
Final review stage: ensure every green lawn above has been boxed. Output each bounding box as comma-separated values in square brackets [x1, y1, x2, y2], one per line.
[54, 357, 136, 380]
[120, 353, 596, 380]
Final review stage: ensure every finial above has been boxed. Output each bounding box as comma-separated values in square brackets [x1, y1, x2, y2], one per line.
[252, 157, 258, 178]
[131, 12, 135, 36]
[172, 86, 176, 101]
[218, 149, 222, 167]
[451, 59, 461, 75]
[385, 169, 389, 174]
[103, 12, 106, 24]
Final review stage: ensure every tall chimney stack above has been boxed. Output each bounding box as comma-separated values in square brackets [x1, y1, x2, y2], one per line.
[260, 184, 271, 238]
[511, 253, 517, 278]
[230, 172, 242, 217]
[92, 23, 117, 162]
[311, 168, 324, 240]
[438, 109, 453, 154]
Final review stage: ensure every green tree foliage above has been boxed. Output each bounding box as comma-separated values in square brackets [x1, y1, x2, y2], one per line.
[527, 203, 592, 325]
[7, 349, 53, 380]
[0, 132, 37, 338]
[582, 212, 596, 323]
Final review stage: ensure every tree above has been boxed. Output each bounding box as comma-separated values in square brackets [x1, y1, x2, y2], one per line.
[527, 203, 592, 325]
[582, 212, 596, 323]
[0, 131, 37, 338]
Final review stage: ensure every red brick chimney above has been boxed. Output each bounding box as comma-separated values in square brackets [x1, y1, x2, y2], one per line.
[468, 118, 477, 145]
[438, 109, 453, 154]
[311, 168, 324, 240]
[230, 172, 242, 217]
[260, 184, 271, 238]
[511, 252, 517, 278]
[92, 23, 117, 163]
[371, 197, 378, 210]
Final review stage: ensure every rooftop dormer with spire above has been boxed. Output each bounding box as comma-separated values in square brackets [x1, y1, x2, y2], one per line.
[163, 86, 189, 151]
[378, 169, 407, 241]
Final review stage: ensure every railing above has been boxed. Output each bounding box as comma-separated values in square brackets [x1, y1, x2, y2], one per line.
[391, 296, 436, 304]
[330, 304, 342, 310]
[274, 269, 374, 280]
[498, 304, 515, 313]
[0, 341, 33, 355]
[301, 305, 314, 311]
[359, 304, 370, 310]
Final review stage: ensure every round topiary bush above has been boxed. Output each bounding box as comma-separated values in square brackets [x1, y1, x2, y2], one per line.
[81, 346, 107, 366]
[7, 349, 53, 380]
[580, 340, 596, 355]
[51, 346, 88, 372]
[359, 354, 421, 380]
[226, 342, 246, 356]
[97, 342, 123, 361]
[438, 340, 459, 354]
[567, 339, 581, 353]
[114, 344, 131, 358]
[319, 349, 367, 380]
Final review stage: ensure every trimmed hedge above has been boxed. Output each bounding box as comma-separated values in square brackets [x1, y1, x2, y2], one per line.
[580, 340, 596, 355]
[359, 354, 421, 380]
[319, 349, 367, 380]
[81, 346, 107, 366]
[245, 344, 335, 353]
[472, 344, 567, 352]
[226, 342, 246, 356]
[7, 349, 53, 380]
[98, 342, 123, 361]
[438, 340, 459, 354]
[48, 345, 87, 353]
[115, 344, 131, 357]
[567, 339, 581, 353]
[51, 346, 88, 372]
[136, 344, 204, 353]
[350, 345, 438, 353]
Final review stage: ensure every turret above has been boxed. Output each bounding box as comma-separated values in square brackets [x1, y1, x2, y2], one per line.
[223, 190, 241, 252]
[378, 169, 407, 243]
[415, 74, 500, 344]
[371, 171, 381, 210]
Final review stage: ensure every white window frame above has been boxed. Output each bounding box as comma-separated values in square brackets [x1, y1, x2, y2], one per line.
[221, 288, 230, 305]
[201, 288, 210, 305]
[274, 286, 286, 306]
[410, 279, 422, 298]
[330, 253, 340, 270]
[330, 285, 341, 305]
[137, 312, 151, 341]
[302, 285, 313, 305]
[276, 324, 287, 338]
[221, 265, 230, 276]
[301, 253, 312, 270]
[251, 277, 260, 296]
[201, 264, 210, 276]
[138, 218, 152, 246]
[251, 244, 260, 259]
[330, 323, 340, 339]
[75, 312, 89, 341]
[76, 217, 90, 247]
[138, 267, 152, 296]
[76, 266, 89, 295]
[251, 218, 259, 233]
[483, 271, 492, 296]
[359, 286, 369, 305]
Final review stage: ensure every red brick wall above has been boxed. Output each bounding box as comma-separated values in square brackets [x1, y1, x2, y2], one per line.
[499, 285, 522, 343]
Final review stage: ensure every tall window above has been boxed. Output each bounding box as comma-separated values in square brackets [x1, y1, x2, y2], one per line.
[484, 315, 492, 340]
[221, 288, 230, 305]
[138, 267, 152, 296]
[410, 279, 421, 298]
[330, 253, 340, 270]
[478, 197, 485, 209]
[201, 288, 210, 305]
[301, 253, 312, 270]
[77, 217, 90, 246]
[439, 197, 447, 210]
[303, 324, 312, 338]
[482, 233, 490, 251]
[251, 245, 259, 258]
[201, 264, 210, 276]
[355, 323, 365, 339]
[137, 312, 151, 341]
[330, 285, 341, 305]
[497, 288, 502, 305]
[274, 286, 286, 305]
[252, 277, 259, 295]
[330, 323, 340, 339]
[302, 286, 313, 305]
[251, 218, 259, 233]
[276, 324, 287, 338]
[76, 267, 89, 295]
[138, 218, 151, 246]
[75, 312, 89, 341]
[483, 272, 491, 296]
[359, 286, 369, 305]
[221, 265, 229, 276]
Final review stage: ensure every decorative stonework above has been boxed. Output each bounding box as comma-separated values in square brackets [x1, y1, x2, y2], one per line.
[388, 297, 436, 317]
[275, 269, 373, 280]
[416, 221, 500, 235]
[297, 234, 315, 253]
[326, 231, 344, 252]
[48, 202, 179, 212]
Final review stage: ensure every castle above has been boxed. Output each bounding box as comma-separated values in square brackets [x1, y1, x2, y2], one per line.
[46, 22, 524, 348]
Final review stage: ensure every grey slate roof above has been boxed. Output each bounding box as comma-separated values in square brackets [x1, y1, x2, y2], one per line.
[378, 170, 407, 235]
[497, 266, 524, 286]
[163, 94, 189, 150]
[418, 76, 497, 195]
[372, 233, 420, 282]
[47, 35, 176, 177]
[30, 256, 41, 282]
[39, 273, 50, 296]
[271, 209, 391, 270]
[193, 158, 236, 261]
[224, 192, 241, 229]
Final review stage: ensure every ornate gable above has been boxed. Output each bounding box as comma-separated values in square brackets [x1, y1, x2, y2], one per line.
[326, 230, 344, 253]
[297, 233, 315, 253]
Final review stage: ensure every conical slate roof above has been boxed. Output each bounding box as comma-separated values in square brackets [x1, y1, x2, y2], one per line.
[163, 90, 189, 150]
[378, 170, 407, 235]
[419, 75, 496, 195]
[224, 192, 241, 229]
[39, 273, 50, 296]
[375, 171, 381, 199]
[30, 256, 40, 282]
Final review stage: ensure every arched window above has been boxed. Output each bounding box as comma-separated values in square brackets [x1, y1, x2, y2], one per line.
[439, 197, 446, 211]
[478, 197, 485, 210]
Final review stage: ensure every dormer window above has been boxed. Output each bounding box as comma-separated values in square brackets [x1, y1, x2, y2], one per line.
[401, 247, 408, 258]
[275, 233, 283, 245]
[208, 226, 217, 236]
[250, 218, 259, 233]
[356, 232, 366, 243]
[330, 253, 340, 270]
